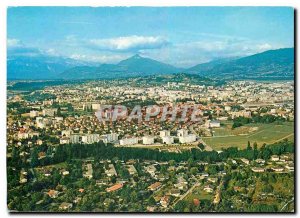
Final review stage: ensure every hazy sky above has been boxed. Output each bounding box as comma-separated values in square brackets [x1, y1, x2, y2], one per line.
[7, 7, 294, 67]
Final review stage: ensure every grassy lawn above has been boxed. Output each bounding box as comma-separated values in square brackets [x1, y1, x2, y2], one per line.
[203, 122, 294, 150]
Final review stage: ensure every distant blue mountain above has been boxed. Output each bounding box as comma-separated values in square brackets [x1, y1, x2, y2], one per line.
[61, 54, 183, 79]
[186, 48, 294, 80]
[7, 47, 95, 80]
[7, 48, 294, 80]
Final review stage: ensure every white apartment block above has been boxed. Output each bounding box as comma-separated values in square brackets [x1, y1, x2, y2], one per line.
[160, 130, 170, 137]
[82, 134, 100, 144]
[119, 137, 138, 146]
[179, 134, 196, 144]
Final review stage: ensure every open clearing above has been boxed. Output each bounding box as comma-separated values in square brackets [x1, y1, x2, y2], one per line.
[202, 122, 294, 150]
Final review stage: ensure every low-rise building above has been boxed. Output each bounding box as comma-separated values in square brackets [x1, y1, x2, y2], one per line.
[160, 196, 170, 208]
[142, 136, 155, 145]
[106, 183, 123, 193]
[251, 167, 265, 173]
[148, 182, 162, 191]
[59, 202, 73, 210]
[162, 136, 174, 145]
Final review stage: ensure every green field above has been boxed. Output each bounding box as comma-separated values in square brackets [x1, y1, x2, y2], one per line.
[202, 122, 294, 150]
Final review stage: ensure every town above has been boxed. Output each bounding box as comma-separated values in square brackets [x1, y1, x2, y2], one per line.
[7, 76, 294, 212]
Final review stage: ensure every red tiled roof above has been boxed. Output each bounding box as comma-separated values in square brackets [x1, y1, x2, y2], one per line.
[106, 183, 123, 192]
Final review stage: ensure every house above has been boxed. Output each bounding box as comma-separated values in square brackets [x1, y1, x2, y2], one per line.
[36, 139, 43, 145]
[148, 182, 162, 191]
[193, 198, 200, 206]
[47, 190, 59, 198]
[285, 164, 294, 172]
[106, 183, 123, 193]
[145, 165, 156, 177]
[147, 206, 156, 212]
[203, 185, 214, 193]
[127, 165, 138, 175]
[231, 159, 237, 164]
[105, 164, 117, 177]
[38, 152, 46, 160]
[271, 155, 280, 162]
[233, 186, 242, 192]
[240, 158, 250, 165]
[83, 163, 93, 179]
[59, 202, 73, 210]
[174, 176, 188, 190]
[271, 166, 284, 172]
[207, 177, 218, 183]
[169, 189, 181, 197]
[255, 159, 266, 164]
[96, 179, 109, 186]
[61, 169, 70, 176]
[19, 177, 27, 184]
[251, 167, 265, 173]
[213, 191, 221, 204]
[19, 170, 28, 184]
[160, 195, 170, 208]
[44, 170, 51, 177]
[73, 197, 82, 204]
[174, 182, 188, 190]
[157, 174, 167, 181]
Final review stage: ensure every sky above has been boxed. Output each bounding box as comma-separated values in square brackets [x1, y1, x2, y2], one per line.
[7, 7, 294, 68]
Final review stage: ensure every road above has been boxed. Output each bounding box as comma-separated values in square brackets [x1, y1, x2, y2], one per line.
[172, 182, 200, 208]
[280, 197, 294, 212]
[189, 124, 214, 151]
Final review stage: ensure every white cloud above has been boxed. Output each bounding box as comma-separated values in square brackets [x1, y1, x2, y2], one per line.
[7, 38, 23, 47]
[45, 48, 59, 56]
[70, 53, 127, 63]
[140, 38, 281, 68]
[8, 35, 282, 68]
[257, 43, 272, 51]
[88, 35, 168, 51]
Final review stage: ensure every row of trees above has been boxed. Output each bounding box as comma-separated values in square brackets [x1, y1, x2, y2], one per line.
[232, 114, 287, 129]
[16, 139, 293, 169]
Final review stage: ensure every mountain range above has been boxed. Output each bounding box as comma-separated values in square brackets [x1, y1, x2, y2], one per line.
[7, 48, 294, 80]
[61, 54, 182, 80]
[185, 48, 294, 79]
[7, 48, 95, 80]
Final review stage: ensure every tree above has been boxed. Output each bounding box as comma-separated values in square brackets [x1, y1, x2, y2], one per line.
[198, 143, 205, 151]
[30, 147, 39, 167]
